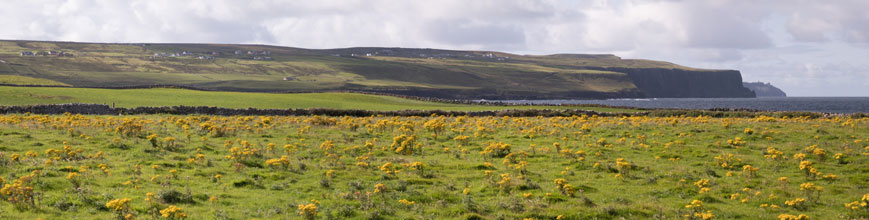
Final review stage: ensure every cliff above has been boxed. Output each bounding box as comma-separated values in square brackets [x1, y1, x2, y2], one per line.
[579, 67, 756, 98]
[742, 82, 786, 97]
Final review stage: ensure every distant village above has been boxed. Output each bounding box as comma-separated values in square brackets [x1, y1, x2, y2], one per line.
[18, 47, 514, 62]
[19, 50, 74, 57]
[151, 50, 272, 60]
[332, 48, 511, 61]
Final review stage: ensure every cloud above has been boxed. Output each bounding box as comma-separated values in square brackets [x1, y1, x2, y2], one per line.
[422, 19, 526, 49]
[786, 12, 837, 42]
[782, 0, 869, 43]
[679, 4, 772, 49]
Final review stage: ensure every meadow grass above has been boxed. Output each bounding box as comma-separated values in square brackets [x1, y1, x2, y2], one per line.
[0, 114, 865, 219]
[0, 86, 637, 112]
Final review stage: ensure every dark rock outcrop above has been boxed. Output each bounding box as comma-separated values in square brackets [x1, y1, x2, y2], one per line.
[585, 67, 756, 98]
[344, 67, 757, 99]
[742, 82, 786, 97]
[346, 87, 646, 100]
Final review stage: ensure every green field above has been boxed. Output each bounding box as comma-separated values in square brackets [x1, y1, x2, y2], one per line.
[0, 86, 637, 112]
[0, 114, 865, 219]
[0, 75, 70, 86]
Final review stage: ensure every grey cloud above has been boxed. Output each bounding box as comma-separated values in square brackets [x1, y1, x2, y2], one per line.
[842, 18, 869, 43]
[786, 13, 834, 42]
[681, 7, 772, 49]
[423, 20, 526, 48]
[782, 0, 869, 43]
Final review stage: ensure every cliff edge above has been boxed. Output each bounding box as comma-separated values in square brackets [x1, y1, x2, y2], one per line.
[742, 82, 786, 97]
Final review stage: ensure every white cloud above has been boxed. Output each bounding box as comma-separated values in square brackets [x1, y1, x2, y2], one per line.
[0, 0, 866, 96]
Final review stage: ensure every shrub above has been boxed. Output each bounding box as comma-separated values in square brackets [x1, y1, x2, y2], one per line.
[159, 189, 194, 204]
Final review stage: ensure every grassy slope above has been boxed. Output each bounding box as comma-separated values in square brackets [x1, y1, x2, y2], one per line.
[0, 115, 865, 219]
[0, 75, 70, 86]
[0, 40, 721, 95]
[0, 86, 638, 112]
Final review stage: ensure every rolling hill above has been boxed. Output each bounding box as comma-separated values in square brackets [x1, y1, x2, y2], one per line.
[0, 40, 755, 99]
[0, 86, 638, 112]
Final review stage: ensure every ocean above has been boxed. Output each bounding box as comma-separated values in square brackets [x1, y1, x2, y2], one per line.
[499, 97, 869, 113]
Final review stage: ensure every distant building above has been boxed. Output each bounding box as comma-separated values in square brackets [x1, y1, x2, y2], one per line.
[234, 50, 243, 55]
[20, 51, 34, 56]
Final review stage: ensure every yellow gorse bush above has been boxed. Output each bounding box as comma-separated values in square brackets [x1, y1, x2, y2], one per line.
[297, 202, 318, 220]
[159, 205, 187, 219]
[777, 213, 810, 220]
[265, 155, 290, 168]
[742, 165, 759, 178]
[685, 199, 703, 209]
[481, 142, 511, 158]
[843, 193, 868, 211]
[105, 198, 134, 219]
[0, 175, 36, 208]
[398, 199, 415, 207]
[765, 147, 785, 160]
[380, 162, 396, 175]
[374, 183, 387, 194]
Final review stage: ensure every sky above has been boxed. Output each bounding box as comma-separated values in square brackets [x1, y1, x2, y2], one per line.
[1, 0, 867, 96]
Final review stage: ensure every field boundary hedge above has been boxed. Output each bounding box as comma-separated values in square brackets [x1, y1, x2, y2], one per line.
[0, 103, 863, 118]
[0, 84, 645, 109]
[0, 104, 639, 117]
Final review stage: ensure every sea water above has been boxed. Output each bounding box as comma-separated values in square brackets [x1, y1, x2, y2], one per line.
[501, 97, 869, 113]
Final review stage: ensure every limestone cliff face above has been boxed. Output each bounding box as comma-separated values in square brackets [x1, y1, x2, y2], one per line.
[742, 82, 786, 97]
[584, 67, 756, 98]
[364, 67, 759, 99]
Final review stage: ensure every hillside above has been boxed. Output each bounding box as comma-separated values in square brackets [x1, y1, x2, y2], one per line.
[0, 40, 754, 99]
[743, 82, 786, 97]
